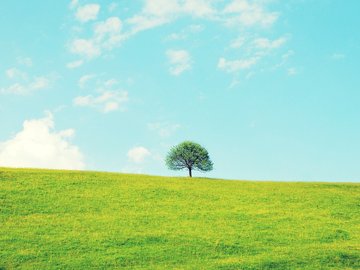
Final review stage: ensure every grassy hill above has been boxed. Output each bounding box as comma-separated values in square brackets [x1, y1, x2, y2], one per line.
[0, 168, 359, 269]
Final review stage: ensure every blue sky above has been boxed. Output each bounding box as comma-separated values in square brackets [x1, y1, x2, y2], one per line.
[0, 0, 359, 182]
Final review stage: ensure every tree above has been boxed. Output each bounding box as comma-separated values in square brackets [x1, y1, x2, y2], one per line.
[165, 141, 213, 177]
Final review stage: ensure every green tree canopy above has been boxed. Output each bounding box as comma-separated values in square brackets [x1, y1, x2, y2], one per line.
[165, 141, 213, 177]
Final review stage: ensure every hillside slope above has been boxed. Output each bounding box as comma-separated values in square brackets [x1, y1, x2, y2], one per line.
[0, 168, 359, 269]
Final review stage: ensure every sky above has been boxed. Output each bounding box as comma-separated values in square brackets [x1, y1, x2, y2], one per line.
[0, 0, 359, 182]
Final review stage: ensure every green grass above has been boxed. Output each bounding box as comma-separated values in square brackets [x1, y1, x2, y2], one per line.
[0, 168, 359, 269]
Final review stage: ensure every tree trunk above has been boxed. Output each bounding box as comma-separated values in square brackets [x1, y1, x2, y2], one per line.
[188, 167, 192, 177]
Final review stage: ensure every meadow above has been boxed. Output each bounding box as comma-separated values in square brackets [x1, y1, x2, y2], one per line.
[0, 168, 359, 269]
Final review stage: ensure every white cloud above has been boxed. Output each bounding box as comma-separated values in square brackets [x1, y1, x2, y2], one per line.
[108, 3, 118, 12]
[1, 83, 25, 94]
[140, 0, 214, 19]
[67, 0, 287, 76]
[6, 68, 27, 80]
[253, 36, 287, 49]
[76, 4, 100, 23]
[222, 35, 289, 75]
[1, 67, 52, 95]
[229, 77, 240, 88]
[124, 0, 285, 78]
[78, 74, 95, 88]
[69, 0, 78, 10]
[182, 0, 215, 17]
[127, 147, 151, 163]
[103, 101, 119, 112]
[127, 0, 277, 34]
[189, 24, 204, 33]
[17, 57, 33, 67]
[271, 50, 294, 70]
[69, 16, 125, 60]
[166, 32, 186, 41]
[74, 76, 128, 113]
[223, 0, 279, 27]
[104, 79, 118, 87]
[332, 53, 346, 60]
[70, 38, 101, 59]
[230, 36, 246, 48]
[127, 15, 169, 34]
[148, 122, 181, 137]
[218, 57, 258, 73]
[95, 17, 122, 36]
[73, 90, 129, 113]
[66, 60, 83, 69]
[127, 0, 213, 34]
[287, 67, 297, 76]
[165, 24, 204, 41]
[30, 77, 50, 90]
[143, 0, 180, 17]
[166, 49, 191, 75]
[93, 17, 124, 49]
[282, 50, 294, 60]
[0, 112, 84, 170]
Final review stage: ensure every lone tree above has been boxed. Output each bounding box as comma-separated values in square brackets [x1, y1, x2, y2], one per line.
[166, 141, 213, 177]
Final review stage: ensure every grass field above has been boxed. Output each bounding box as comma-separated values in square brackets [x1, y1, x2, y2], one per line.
[0, 168, 359, 269]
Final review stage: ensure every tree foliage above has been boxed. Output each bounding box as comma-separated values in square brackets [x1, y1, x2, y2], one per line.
[165, 141, 213, 177]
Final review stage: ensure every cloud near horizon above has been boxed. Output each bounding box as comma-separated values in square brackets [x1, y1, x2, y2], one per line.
[127, 146, 151, 164]
[0, 113, 85, 170]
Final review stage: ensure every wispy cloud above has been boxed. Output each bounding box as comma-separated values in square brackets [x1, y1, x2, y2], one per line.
[1, 64, 53, 95]
[5, 68, 27, 80]
[30, 77, 50, 90]
[287, 67, 298, 76]
[108, 3, 118, 13]
[332, 53, 346, 60]
[165, 24, 204, 41]
[218, 57, 258, 73]
[74, 91, 128, 113]
[1, 77, 50, 95]
[166, 49, 192, 75]
[66, 0, 290, 78]
[219, 34, 290, 77]
[253, 36, 288, 50]
[75, 4, 100, 23]
[16, 57, 33, 67]
[222, 0, 279, 27]
[229, 36, 246, 49]
[69, 0, 78, 10]
[126, 0, 276, 35]
[69, 14, 125, 60]
[69, 39, 101, 59]
[148, 122, 181, 137]
[78, 74, 95, 88]
[93, 17, 123, 49]
[73, 77, 128, 113]
[126, 0, 197, 34]
[66, 60, 83, 69]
